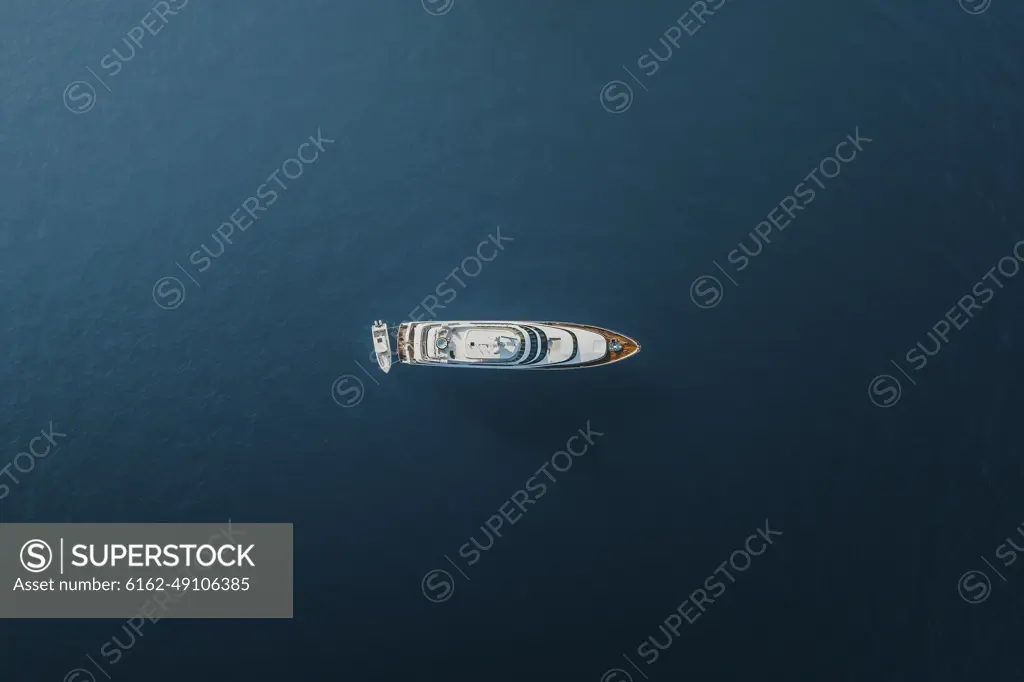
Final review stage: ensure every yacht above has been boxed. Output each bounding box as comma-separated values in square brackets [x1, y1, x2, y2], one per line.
[370, 320, 640, 372]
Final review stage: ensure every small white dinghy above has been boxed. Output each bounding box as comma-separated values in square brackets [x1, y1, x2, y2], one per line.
[371, 320, 392, 373]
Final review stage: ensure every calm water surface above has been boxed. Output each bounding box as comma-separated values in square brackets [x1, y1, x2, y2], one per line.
[2, 0, 1023, 680]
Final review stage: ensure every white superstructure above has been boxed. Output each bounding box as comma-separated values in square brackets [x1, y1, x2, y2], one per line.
[373, 320, 640, 372]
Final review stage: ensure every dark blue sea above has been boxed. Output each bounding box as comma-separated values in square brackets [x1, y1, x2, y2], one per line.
[3, 0, 1024, 679]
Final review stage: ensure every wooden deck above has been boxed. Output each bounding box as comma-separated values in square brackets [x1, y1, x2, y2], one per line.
[396, 323, 411, 364]
[540, 322, 641, 368]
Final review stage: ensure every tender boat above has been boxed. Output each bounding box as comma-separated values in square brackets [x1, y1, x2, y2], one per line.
[371, 320, 640, 372]
[371, 321, 393, 373]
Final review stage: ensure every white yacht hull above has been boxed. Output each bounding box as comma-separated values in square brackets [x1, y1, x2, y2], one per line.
[375, 320, 640, 371]
[371, 320, 392, 373]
